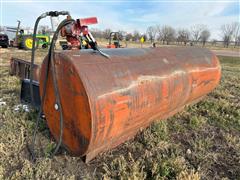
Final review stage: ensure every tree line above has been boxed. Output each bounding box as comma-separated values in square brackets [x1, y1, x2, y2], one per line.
[1, 22, 239, 48]
[90, 22, 240, 48]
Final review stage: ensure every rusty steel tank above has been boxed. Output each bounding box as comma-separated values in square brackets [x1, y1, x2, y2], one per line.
[40, 47, 221, 162]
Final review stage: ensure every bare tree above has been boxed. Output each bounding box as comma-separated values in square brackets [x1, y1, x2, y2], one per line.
[157, 25, 175, 45]
[90, 28, 103, 38]
[38, 25, 51, 34]
[103, 28, 112, 39]
[200, 29, 210, 46]
[125, 33, 133, 41]
[220, 24, 234, 48]
[237, 35, 240, 47]
[132, 30, 140, 41]
[211, 39, 217, 46]
[232, 22, 240, 47]
[117, 30, 126, 41]
[146, 26, 157, 43]
[177, 29, 190, 45]
[191, 24, 206, 44]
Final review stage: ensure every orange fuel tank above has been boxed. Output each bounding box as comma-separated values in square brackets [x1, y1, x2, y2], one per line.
[40, 47, 221, 162]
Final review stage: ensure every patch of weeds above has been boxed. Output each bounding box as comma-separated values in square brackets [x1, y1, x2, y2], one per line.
[188, 115, 206, 129]
[218, 56, 240, 65]
[166, 112, 188, 133]
[44, 143, 56, 158]
[137, 128, 156, 149]
[177, 169, 200, 180]
[26, 110, 50, 138]
[151, 120, 169, 141]
[102, 154, 147, 179]
[191, 137, 213, 153]
[142, 146, 186, 179]
[224, 133, 240, 152]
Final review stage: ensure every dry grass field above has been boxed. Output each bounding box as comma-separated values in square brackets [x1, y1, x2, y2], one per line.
[0, 48, 239, 179]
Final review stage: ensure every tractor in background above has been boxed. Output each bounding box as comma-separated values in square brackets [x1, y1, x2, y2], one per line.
[11, 20, 50, 50]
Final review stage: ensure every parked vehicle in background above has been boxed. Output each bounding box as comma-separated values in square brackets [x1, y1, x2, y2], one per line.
[0, 34, 9, 48]
[107, 32, 122, 48]
[11, 21, 51, 50]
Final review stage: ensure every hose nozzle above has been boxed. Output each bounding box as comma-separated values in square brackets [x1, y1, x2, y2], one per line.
[40, 11, 70, 18]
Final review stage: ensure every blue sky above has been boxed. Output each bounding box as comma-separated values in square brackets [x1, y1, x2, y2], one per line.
[0, 0, 239, 40]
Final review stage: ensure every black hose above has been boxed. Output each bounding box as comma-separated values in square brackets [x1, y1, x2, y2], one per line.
[48, 18, 75, 155]
[30, 11, 70, 107]
[30, 18, 75, 161]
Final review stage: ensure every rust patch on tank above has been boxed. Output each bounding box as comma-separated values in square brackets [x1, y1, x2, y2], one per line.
[39, 47, 221, 162]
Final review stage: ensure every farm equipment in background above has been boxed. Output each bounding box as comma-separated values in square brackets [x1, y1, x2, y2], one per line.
[60, 16, 98, 50]
[11, 20, 50, 50]
[0, 33, 9, 48]
[9, 11, 221, 163]
[106, 31, 122, 48]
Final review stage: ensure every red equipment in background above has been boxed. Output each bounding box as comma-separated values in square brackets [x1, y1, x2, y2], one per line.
[106, 32, 122, 48]
[60, 17, 98, 49]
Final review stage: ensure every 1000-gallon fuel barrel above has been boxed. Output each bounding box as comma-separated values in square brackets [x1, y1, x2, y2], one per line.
[40, 47, 221, 162]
